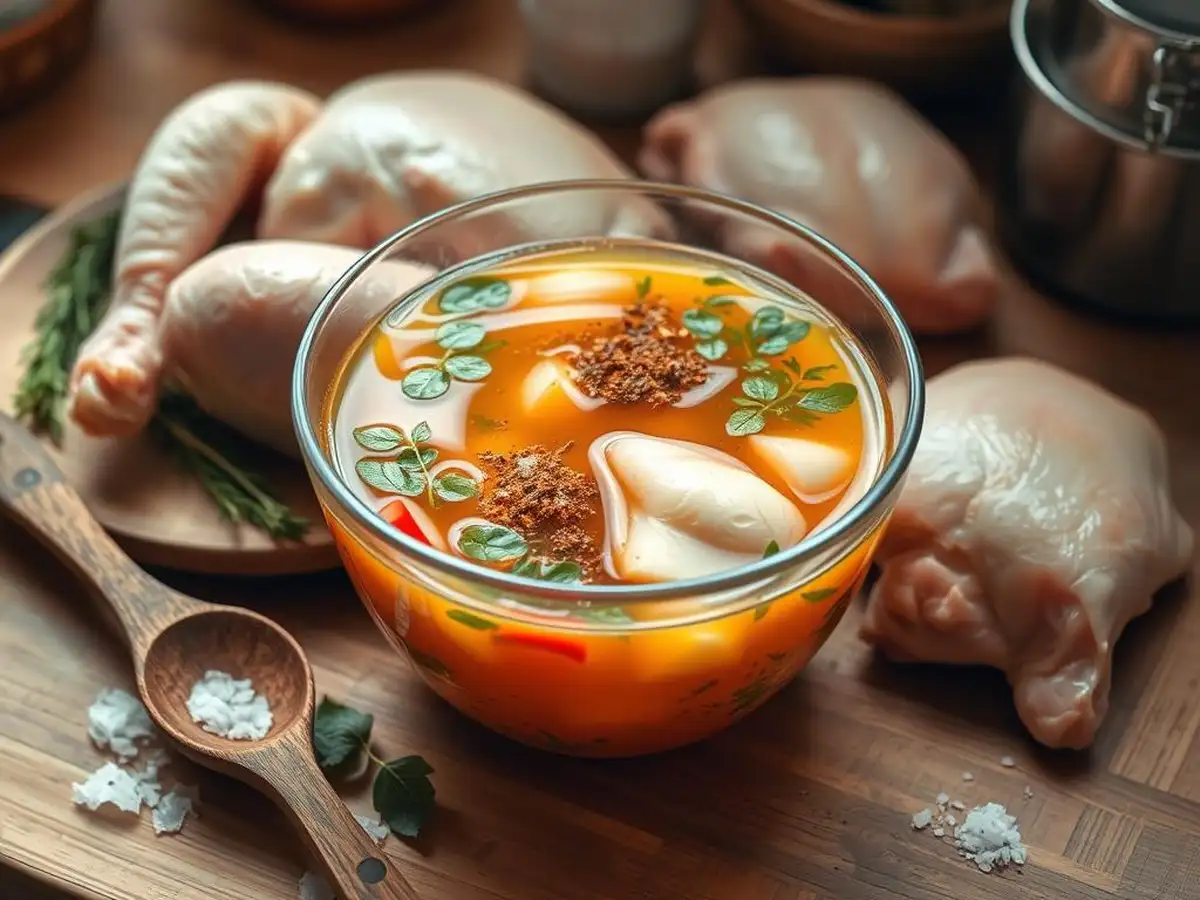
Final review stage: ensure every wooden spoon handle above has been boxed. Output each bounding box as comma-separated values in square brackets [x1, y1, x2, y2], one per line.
[0, 412, 199, 650]
[250, 731, 421, 900]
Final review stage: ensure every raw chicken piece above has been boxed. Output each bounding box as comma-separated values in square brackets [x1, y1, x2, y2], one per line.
[160, 241, 432, 456]
[638, 78, 1000, 334]
[860, 358, 1193, 749]
[590, 431, 807, 583]
[68, 81, 323, 438]
[258, 70, 670, 255]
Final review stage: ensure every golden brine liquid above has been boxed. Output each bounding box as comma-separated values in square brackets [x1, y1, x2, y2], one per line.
[325, 240, 889, 587]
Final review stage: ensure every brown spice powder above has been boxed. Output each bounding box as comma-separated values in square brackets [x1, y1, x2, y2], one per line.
[569, 302, 709, 407]
[477, 444, 599, 566]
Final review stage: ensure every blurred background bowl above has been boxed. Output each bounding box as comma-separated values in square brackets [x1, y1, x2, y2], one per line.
[244, 0, 438, 26]
[0, 0, 98, 117]
[733, 0, 1012, 97]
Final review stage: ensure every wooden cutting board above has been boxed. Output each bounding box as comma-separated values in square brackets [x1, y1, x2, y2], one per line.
[3, 267, 1200, 900]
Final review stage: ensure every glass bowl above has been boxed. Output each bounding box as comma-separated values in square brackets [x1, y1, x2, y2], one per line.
[292, 179, 924, 758]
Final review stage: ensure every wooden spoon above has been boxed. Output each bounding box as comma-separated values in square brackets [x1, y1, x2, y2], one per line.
[0, 411, 419, 900]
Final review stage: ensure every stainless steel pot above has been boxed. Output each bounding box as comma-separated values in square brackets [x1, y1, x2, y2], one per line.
[998, 0, 1200, 322]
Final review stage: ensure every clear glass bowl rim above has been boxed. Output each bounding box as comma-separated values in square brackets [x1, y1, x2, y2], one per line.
[291, 178, 925, 603]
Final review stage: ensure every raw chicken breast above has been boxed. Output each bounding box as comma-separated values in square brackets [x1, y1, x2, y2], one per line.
[161, 241, 432, 456]
[860, 358, 1193, 749]
[68, 81, 323, 438]
[258, 70, 670, 255]
[639, 78, 1000, 334]
[590, 431, 807, 583]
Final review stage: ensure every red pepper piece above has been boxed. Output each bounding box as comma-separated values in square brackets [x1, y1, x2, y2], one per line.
[494, 631, 587, 663]
[379, 500, 430, 545]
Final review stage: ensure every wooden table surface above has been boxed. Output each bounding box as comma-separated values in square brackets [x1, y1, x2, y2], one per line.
[3, 2, 1200, 900]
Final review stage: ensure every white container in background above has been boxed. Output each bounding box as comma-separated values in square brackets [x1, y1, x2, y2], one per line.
[519, 0, 708, 120]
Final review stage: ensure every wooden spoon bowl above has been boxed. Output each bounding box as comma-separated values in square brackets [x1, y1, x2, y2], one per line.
[0, 410, 416, 900]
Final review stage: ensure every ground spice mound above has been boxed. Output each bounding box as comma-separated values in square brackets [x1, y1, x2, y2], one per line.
[477, 444, 599, 565]
[569, 302, 708, 407]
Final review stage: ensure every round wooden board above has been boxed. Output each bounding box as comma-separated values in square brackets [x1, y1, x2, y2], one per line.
[0, 182, 340, 576]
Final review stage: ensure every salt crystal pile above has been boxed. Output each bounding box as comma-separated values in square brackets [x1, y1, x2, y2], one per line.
[911, 792, 1028, 874]
[355, 813, 390, 844]
[86, 688, 156, 759]
[954, 802, 1028, 873]
[153, 786, 199, 835]
[298, 871, 336, 900]
[186, 670, 273, 740]
[72, 762, 143, 814]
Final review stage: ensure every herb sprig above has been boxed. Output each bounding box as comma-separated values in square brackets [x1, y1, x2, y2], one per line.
[13, 211, 308, 540]
[727, 365, 858, 437]
[354, 421, 479, 507]
[457, 521, 584, 584]
[682, 295, 739, 361]
[313, 697, 436, 839]
[401, 320, 496, 400]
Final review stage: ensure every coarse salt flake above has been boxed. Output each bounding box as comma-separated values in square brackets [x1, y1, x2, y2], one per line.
[950, 800, 965, 811]
[87, 688, 155, 760]
[152, 785, 199, 835]
[72, 762, 143, 814]
[355, 813, 390, 844]
[911, 808, 933, 830]
[186, 670, 273, 741]
[299, 871, 336, 900]
[962, 772, 975, 782]
[954, 802, 1028, 873]
[999, 755, 1016, 768]
[936, 792, 950, 808]
[1023, 786, 1034, 800]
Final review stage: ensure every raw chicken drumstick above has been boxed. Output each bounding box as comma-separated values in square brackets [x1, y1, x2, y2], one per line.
[258, 70, 670, 252]
[67, 81, 323, 439]
[638, 77, 1001, 335]
[860, 358, 1193, 750]
[159, 241, 431, 457]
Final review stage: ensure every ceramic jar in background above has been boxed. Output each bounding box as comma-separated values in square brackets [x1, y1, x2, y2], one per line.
[519, 0, 708, 121]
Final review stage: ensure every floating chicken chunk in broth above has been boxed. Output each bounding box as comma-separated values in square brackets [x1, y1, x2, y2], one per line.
[327, 241, 886, 588]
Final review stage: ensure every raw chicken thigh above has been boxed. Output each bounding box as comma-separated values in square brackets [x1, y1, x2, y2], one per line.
[638, 78, 1000, 334]
[258, 71, 670, 254]
[860, 358, 1193, 749]
[68, 81, 323, 439]
[160, 241, 432, 457]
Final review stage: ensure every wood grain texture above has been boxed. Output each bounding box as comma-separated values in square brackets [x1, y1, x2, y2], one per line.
[0, 410, 419, 900]
[0, 1, 1198, 900]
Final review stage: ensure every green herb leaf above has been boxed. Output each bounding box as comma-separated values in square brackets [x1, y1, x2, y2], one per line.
[435, 320, 486, 351]
[782, 358, 804, 377]
[695, 338, 728, 361]
[356, 459, 426, 496]
[726, 408, 767, 437]
[731, 397, 760, 408]
[373, 755, 436, 838]
[802, 587, 838, 603]
[702, 275, 732, 286]
[313, 697, 373, 772]
[438, 277, 511, 315]
[474, 338, 508, 356]
[397, 446, 438, 471]
[798, 383, 858, 414]
[802, 364, 838, 381]
[432, 472, 478, 502]
[704, 296, 738, 307]
[410, 421, 433, 444]
[539, 561, 584, 584]
[742, 376, 780, 402]
[756, 334, 792, 356]
[469, 414, 507, 431]
[402, 367, 451, 400]
[782, 407, 820, 427]
[635, 275, 652, 300]
[743, 358, 771, 372]
[575, 606, 634, 624]
[458, 523, 528, 562]
[750, 306, 785, 340]
[763, 540, 781, 558]
[753, 603, 771, 621]
[681, 308, 723, 339]
[443, 355, 491, 382]
[353, 425, 405, 452]
[446, 608, 499, 630]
